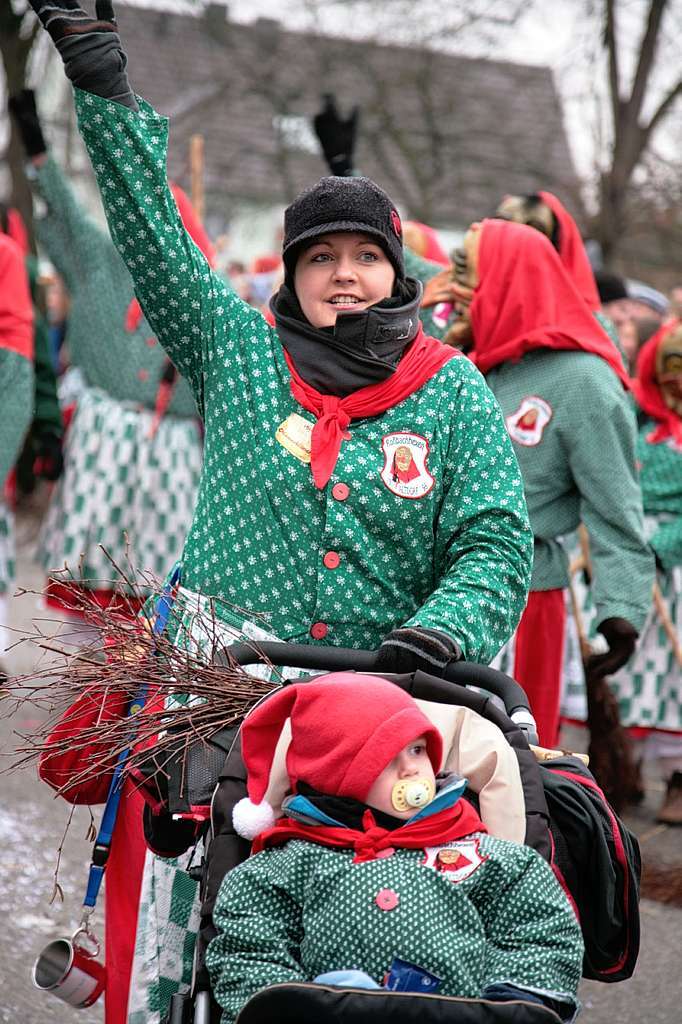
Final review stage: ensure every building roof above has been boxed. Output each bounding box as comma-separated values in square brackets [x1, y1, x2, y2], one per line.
[50, 3, 585, 230]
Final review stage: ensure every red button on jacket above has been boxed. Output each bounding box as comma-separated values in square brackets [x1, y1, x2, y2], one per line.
[310, 621, 328, 640]
[375, 888, 399, 911]
[323, 551, 340, 570]
[332, 483, 350, 501]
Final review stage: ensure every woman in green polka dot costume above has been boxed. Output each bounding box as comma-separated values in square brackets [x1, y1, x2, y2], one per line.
[30, 4, 534, 1017]
[29, 1, 532, 672]
[207, 674, 583, 1023]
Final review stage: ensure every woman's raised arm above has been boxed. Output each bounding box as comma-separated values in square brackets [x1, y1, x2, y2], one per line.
[29, 0, 259, 410]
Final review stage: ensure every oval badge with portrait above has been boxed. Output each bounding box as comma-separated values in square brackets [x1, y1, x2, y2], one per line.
[506, 396, 553, 447]
[380, 432, 435, 499]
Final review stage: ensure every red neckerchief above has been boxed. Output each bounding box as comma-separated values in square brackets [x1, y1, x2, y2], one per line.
[0, 234, 33, 361]
[631, 322, 682, 446]
[470, 219, 629, 388]
[251, 801, 486, 863]
[538, 191, 600, 312]
[284, 327, 457, 488]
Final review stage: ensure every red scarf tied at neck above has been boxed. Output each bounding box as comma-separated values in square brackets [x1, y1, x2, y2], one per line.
[631, 321, 682, 447]
[252, 801, 486, 862]
[284, 327, 456, 488]
[470, 219, 630, 389]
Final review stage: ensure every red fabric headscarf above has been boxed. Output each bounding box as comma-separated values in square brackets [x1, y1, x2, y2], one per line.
[538, 191, 600, 312]
[404, 220, 449, 267]
[0, 234, 33, 361]
[125, 182, 215, 333]
[469, 219, 629, 388]
[631, 320, 682, 446]
[251, 255, 281, 274]
[2, 207, 30, 258]
[285, 328, 457, 488]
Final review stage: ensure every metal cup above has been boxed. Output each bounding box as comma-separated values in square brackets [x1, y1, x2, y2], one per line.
[32, 926, 106, 1009]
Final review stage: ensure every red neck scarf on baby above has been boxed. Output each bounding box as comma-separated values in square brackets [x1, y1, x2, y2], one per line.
[251, 801, 486, 863]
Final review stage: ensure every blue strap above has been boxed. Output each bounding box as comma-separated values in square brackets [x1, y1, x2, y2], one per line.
[82, 565, 182, 910]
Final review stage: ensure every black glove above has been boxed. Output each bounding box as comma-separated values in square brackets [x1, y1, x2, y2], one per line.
[34, 430, 65, 482]
[652, 546, 665, 573]
[585, 617, 638, 680]
[375, 627, 462, 676]
[16, 428, 64, 495]
[27, 0, 137, 109]
[8, 90, 47, 158]
[312, 93, 359, 177]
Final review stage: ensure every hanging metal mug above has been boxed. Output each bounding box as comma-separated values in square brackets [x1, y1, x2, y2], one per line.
[32, 921, 106, 1008]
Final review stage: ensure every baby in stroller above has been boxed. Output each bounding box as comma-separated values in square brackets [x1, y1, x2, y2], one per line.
[205, 672, 583, 1023]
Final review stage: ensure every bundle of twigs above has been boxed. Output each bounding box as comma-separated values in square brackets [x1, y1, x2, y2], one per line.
[2, 570, 279, 798]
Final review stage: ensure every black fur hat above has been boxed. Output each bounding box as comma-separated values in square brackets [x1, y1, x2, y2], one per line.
[282, 175, 405, 280]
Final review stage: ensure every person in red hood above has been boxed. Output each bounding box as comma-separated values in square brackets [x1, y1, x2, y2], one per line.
[448, 218, 654, 747]
[402, 220, 450, 267]
[613, 321, 682, 824]
[496, 191, 600, 311]
[0, 232, 33, 677]
[9, 88, 211, 624]
[391, 444, 421, 483]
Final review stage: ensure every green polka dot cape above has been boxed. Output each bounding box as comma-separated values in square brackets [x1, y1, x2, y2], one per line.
[206, 834, 583, 1024]
[74, 89, 532, 661]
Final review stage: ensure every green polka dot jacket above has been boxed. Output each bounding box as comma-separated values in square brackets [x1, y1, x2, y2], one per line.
[74, 89, 533, 658]
[206, 834, 583, 1023]
[486, 349, 653, 630]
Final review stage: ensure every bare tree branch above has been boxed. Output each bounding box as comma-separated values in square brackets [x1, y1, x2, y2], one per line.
[627, 0, 667, 124]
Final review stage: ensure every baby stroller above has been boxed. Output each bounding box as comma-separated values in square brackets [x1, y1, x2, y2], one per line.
[152, 643, 640, 1024]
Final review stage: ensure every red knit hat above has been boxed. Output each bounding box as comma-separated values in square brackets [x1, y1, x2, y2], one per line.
[233, 672, 443, 840]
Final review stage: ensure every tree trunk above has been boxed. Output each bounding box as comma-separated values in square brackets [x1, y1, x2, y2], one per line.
[0, 9, 38, 250]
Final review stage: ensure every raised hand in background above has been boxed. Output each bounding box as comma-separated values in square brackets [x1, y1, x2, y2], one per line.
[313, 93, 359, 177]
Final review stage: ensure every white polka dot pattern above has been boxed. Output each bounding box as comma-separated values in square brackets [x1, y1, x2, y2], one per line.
[75, 90, 533, 662]
[206, 834, 583, 1023]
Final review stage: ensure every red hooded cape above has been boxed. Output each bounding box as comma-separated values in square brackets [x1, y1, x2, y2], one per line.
[631, 320, 682, 446]
[538, 191, 600, 312]
[404, 220, 449, 267]
[469, 219, 629, 388]
[0, 233, 33, 361]
[2, 206, 30, 258]
[252, 802, 486, 862]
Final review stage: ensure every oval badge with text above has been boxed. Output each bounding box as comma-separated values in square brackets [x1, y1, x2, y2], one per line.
[380, 432, 435, 499]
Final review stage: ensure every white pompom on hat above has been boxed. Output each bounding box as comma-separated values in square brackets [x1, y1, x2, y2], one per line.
[233, 672, 442, 841]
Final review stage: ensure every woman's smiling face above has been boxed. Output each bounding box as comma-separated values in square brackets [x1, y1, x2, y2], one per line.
[294, 232, 396, 328]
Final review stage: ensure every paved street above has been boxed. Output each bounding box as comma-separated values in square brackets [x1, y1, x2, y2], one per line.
[1, 501, 680, 1022]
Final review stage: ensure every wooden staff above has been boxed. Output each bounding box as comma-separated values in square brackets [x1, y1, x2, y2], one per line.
[567, 551, 594, 662]
[652, 580, 682, 668]
[189, 133, 205, 222]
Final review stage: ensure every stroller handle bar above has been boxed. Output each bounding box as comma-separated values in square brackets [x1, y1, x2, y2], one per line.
[222, 642, 538, 742]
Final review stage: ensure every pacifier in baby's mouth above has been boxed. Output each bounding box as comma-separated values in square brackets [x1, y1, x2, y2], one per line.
[391, 778, 436, 812]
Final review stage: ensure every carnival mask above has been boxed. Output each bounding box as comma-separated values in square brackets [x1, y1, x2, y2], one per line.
[657, 325, 682, 415]
[445, 222, 482, 350]
[496, 193, 558, 247]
